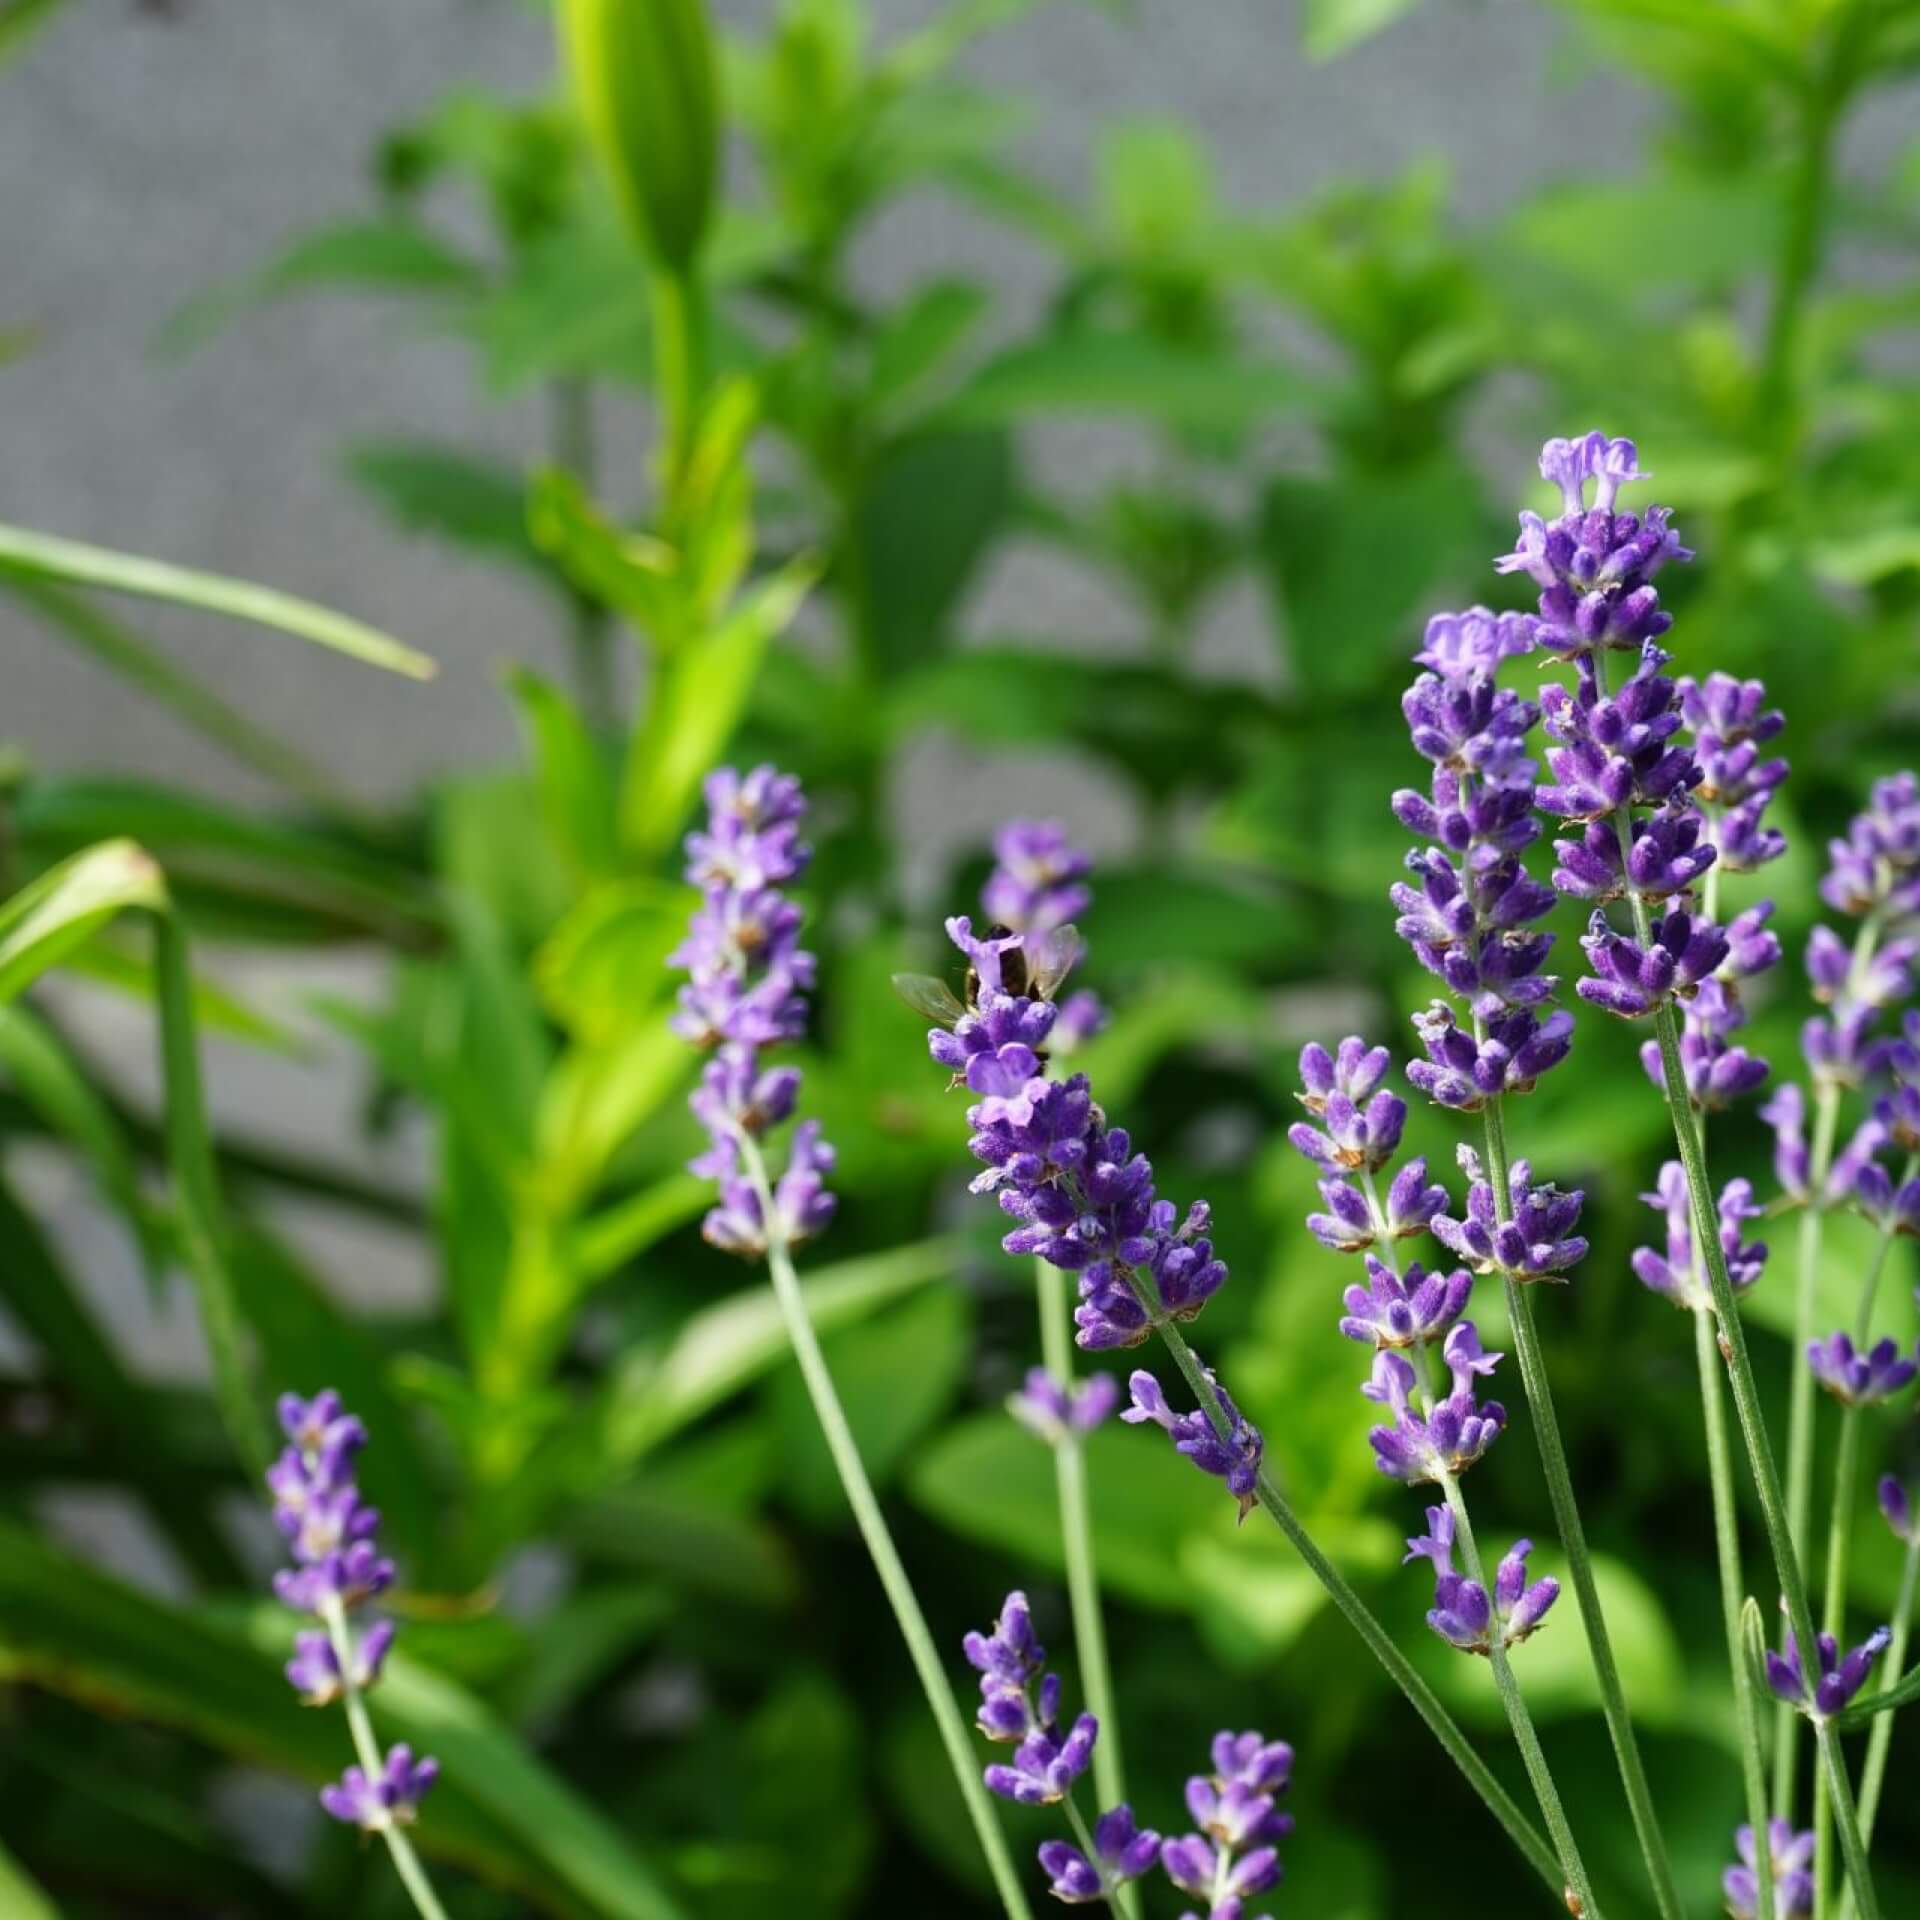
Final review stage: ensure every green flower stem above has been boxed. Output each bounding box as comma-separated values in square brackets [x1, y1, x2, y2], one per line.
[1779, 913, 1883, 1814]
[735, 1133, 1034, 1920]
[318, 1595, 451, 1920]
[1481, 1092, 1682, 1920]
[1143, 1312, 1568, 1906]
[1034, 1256, 1138, 1920]
[1814, 1402, 1863, 1912]
[1436, 1471, 1602, 1920]
[1695, 1305, 1775, 1920]
[1845, 1525, 1920, 1920]
[648, 267, 703, 511]
[1639, 994, 1881, 1920]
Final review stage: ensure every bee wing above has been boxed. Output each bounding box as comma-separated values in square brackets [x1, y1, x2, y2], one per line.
[1027, 925, 1085, 1000]
[892, 972, 968, 1025]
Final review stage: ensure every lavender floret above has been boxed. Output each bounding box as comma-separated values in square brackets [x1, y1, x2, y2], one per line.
[318, 1745, 440, 1834]
[1039, 1804, 1162, 1904]
[1338, 1256, 1473, 1351]
[1362, 1324, 1507, 1484]
[1765, 1626, 1893, 1720]
[1431, 1146, 1587, 1283]
[1007, 1367, 1119, 1444]
[1123, 1368, 1264, 1521]
[1723, 1818, 1814, 1919]
[1805, 1331, 1919, 1407]
[1631, 1166, 1767, 1312]
[1404, 1505, 1559, 1655]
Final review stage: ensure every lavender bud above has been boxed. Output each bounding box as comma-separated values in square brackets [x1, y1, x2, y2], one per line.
[1765, 1626, 1893, 1720]
[1122, 1367, 1264, 1521]
[1007, 1367, 1119, 1445]
[1805, 1331, 1919, 1407]
[1724, 1819, 1814, 1919]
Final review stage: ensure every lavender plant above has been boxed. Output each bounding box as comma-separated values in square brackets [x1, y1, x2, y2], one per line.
[671, 766, 1034, 1919]
[267, 1391, 447, 1920]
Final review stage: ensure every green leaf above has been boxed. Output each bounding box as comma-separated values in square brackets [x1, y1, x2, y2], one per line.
[559, 1480, 799, 1606]
[939, 331, 1305, 430]
[852, 430, 1009, 676]
[1504, 174, 1781, 292]
[535, 878, 692, 1039]
[620, 554, 818, 850]
[2, 576, 348, 813]
[562, 0, 720, 273]
[461, 224, 655, 392]
[1302, 0, 1422, 61]
[601, 1238, 961, 1464]
[0, 840, 166, 1003]
[0, 522, 437, 678]
[573, 1171, 709, 1281]
[772, 1286, 971, 1518]
[910, 1410, 1209, 1608]
[0, 1837, 59, 1919]
[1255, 457, 1479, 695]
[505, 666, 621, 884]
[1839, 1660, 1920, 1731]
[0, 1519, 688, 1918]
[346, 441, 547, 574]
[868, 281, 988, 424]
[159, 217, 482, 354]
[528, 465, 677, 630]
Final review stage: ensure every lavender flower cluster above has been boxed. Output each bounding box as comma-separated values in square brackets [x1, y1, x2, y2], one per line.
[965, 1595, 1294, 1919]
[1284, 1041, 1558, 1653]
[921, 824, 1258, 1515]
[267, 1391, 438, 1831]
[672, 766, 836, 1255]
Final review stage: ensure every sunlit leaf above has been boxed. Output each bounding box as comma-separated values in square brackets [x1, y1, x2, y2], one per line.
[1301, 0, 1422, 61]
[0, 840, 166, 1003]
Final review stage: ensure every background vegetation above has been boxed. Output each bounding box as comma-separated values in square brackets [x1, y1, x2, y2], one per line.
[2, 0, 1920, 1914]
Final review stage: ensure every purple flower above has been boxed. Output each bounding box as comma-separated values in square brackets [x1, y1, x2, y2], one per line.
[286, 1620, 394, 1706]
[985, 1714, 1099, 1806]
[1363, 1325, 1506, 1484]
[1306, 1155, 1446, 1254]
[983, 821, 1093, 935]
[1821, 773, 1920, 917]
[1405, 1506, 1559, 1655]
[1431, 1146, 1587, 1283]
[1577, 905, 1728, 1018]
[1640, 978, 1771, 1112]
[963, 1590, 1051, 1741]
[1039, 1804, 1162, 1903]
[1765, 1626, 1892, 1720]
[1414, 606, 1538, 679]
[1723, 1818, 1814, 1919]
[674, 766, 835, 1257]
[1338, 1256, 1474, 1351]
[1631, 1165, 1767, 1312]
[1285, 1089, 1407, 1174]
[1007, 1367, 1119, 1445]
[1852, 1159, 1920, 1237]
[320, 1744, 439, 1833]
[1123, 1368, 1264, 1520]
[1158, 1728, 1293, 1918]
[1763, 1084, 1813, 1202]
[1806, 1331, 1918, 1407]
[1878, 1474, 1917, 1546]
[1295, 1037, 1392, 1112]
[1406, 1001, 1573, 1111]
[1049, 988, 1107, 1058]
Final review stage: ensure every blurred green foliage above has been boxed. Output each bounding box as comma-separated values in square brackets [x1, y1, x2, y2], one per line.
[2, 0, 1920, 1915]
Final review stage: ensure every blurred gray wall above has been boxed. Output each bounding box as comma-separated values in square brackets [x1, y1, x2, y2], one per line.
[2, 0, 1643, 807]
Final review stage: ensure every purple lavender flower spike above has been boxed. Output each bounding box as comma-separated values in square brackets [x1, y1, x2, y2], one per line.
[1821, 773, 1920, 917]
[1578, 906, 1729, 1018]
[1158, 1728, 1293, 1920]
[1631, 1165, 1767, 1312]
[320, 1744, 440, 1832]
[1362, 1325, 1507, 1484]
[1123, 1368, 1263, 1521]
[1338, 1256, 1474, 1351]
[1878, 1474, 1917, 1545]
[1724, 1818, 1815, 1919]
[1295, 1037, 1392, 1112]
[1039, 1804, 1162, 1904]
[1007, 1367, 1119, 1445]
[1285, 1086, 1407, 1173]
[674, 766, 836, 1256]
[1765, 1625, 1893, 1719]
[1431, 1146, 1587, 1283]
[984, 820, 1093, 935]
[1805, 1331, 1919, 1407]
[1406, 1002, 1573, 1112]
[984, 1714, 1099, 1806]
[1405, 1507, 1559, 1655]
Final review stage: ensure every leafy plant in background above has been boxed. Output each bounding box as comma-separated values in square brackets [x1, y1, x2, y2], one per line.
[2, 0, 1920, 1915]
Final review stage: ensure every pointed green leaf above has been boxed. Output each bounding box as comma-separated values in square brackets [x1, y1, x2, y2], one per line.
[0, 840, 166, 1003]
[0, 523, 436, 678]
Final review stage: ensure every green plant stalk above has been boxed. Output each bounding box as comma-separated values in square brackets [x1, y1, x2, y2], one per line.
[1033, 1255, 1134, 1912]
[1695, 1306, 1775, 1920]
[151, 909, 270, 1478]
[1436, 1470, 1600, 1920]
[1142, 1311, 1566, 1904]
[318, 1594, 451, 1920]
[1811, 1159, 1912, 1910]
[1480, 1093, 1681, 1920]
[733, 1132, 1033, 1920]
[1847, 1524, 1920, 1914]
[1640, 993, 1880, 1920]
[649, 268, 703, 517]
[547, 377, 616, 734]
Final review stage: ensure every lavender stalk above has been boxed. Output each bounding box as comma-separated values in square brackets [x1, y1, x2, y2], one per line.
[674, 766, 1033, 1920]
[267, 1392, 447, 1920]
[1847, 1477, 1920, 1912]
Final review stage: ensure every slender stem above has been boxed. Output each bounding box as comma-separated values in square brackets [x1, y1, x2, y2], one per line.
[546, 377, 615, 734]
[318, 1597, 450, 1920]
[1146, 1314, 1567, 1904]
[734, 1133, 1033, 1920]
[1035, 1259, 1137, 1920]
[1481, 1095, 1682, 1920]
[1849, 1529, 1920, 1893]
[1816, 1717, 1881, 1920]
[1815, 1403, 1863, 1912]
[1641, 994, 1881, 1920]
[1695, 1306, 1775, 1920]
[1438, 1473, 1601, 1920]
[649, 267, 703, 516]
